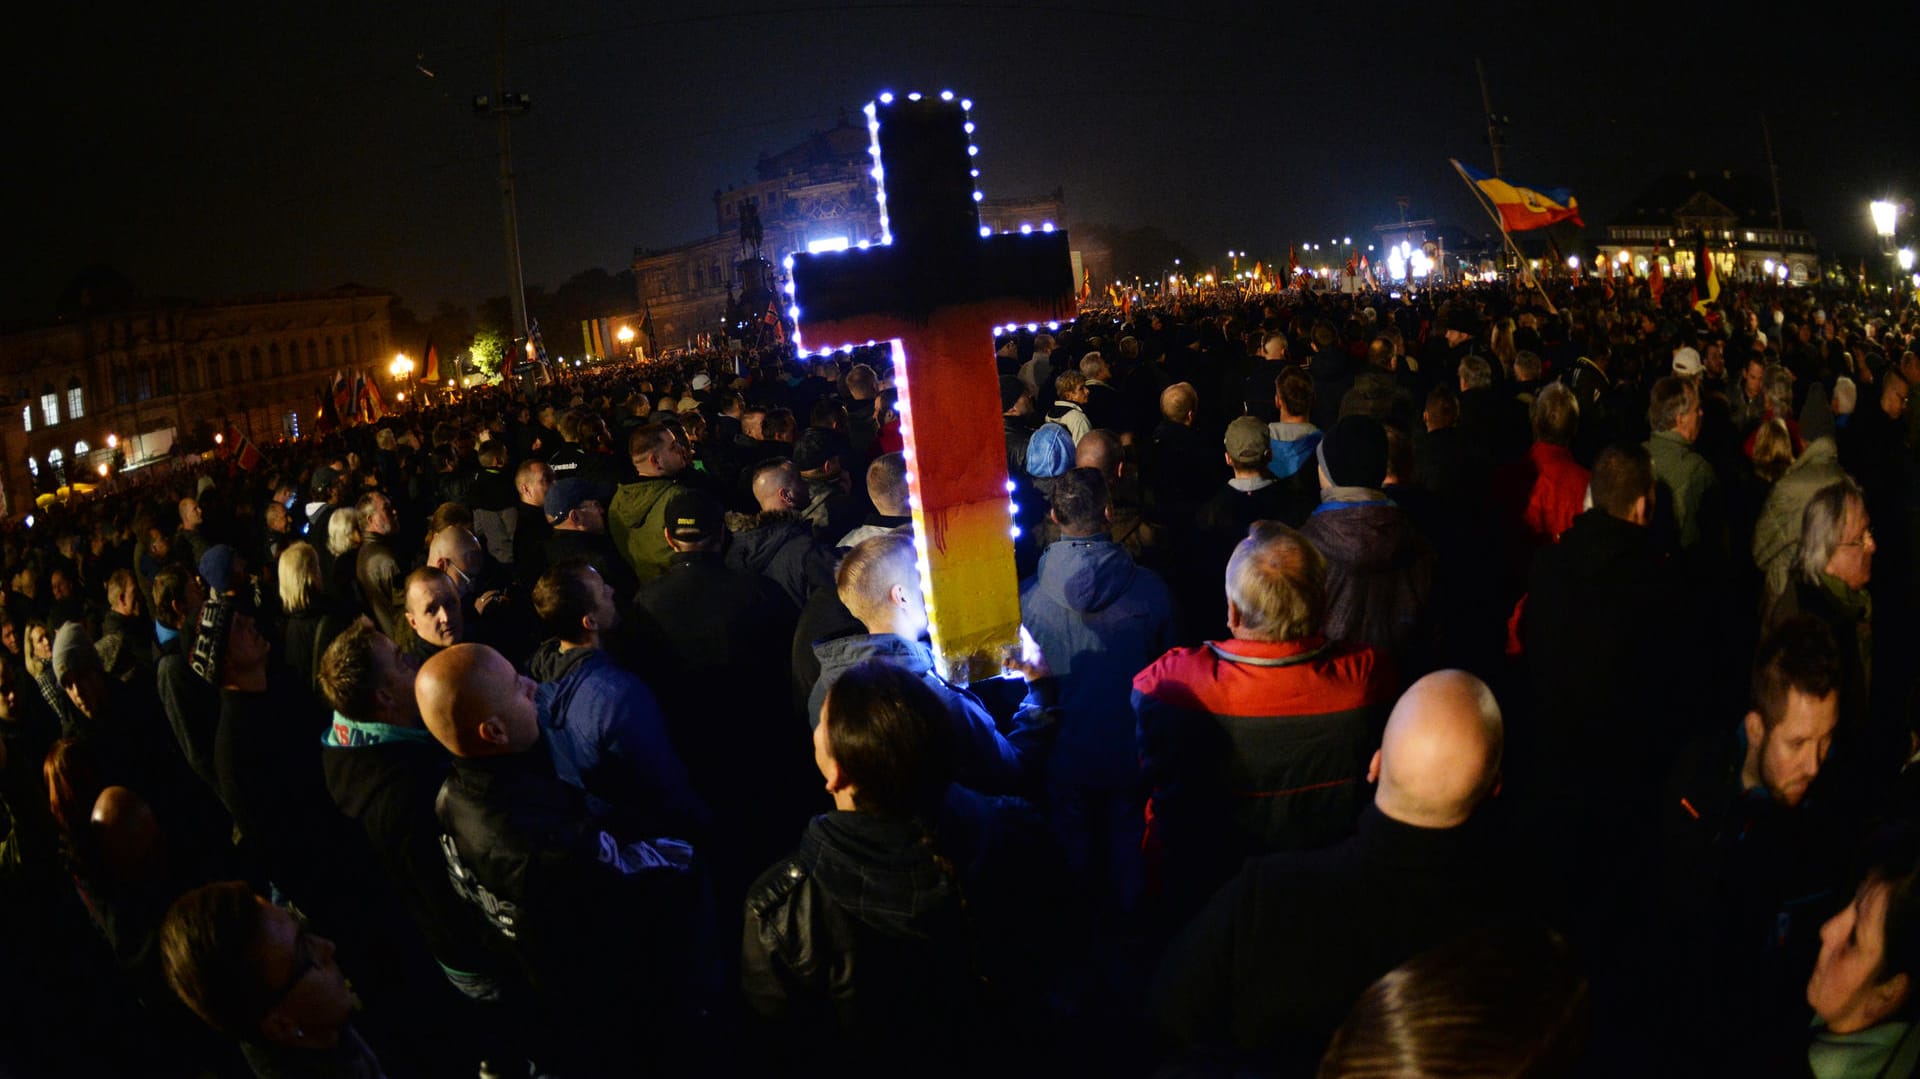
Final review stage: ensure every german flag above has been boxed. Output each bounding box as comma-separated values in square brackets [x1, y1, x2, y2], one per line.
[1453, 160, 1583, 232]
[421, 336, 441, 382]
[1691, 238, 1720, 315]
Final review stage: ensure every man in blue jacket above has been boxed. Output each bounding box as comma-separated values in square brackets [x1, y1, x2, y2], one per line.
[809, 531, 1059, 798]
[527, 559, 707, 837]
[1019, 467, 1173, 917]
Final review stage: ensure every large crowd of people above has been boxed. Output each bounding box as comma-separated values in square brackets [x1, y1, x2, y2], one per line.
[2, 274, 1918, 1077]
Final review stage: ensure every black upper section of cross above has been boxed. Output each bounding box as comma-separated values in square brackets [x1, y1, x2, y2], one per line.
[789, 96, 1075, 331]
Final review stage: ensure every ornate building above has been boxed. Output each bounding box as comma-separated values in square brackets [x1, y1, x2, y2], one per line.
[0, 269, 392, 515]
[632, 115, 1070, 350]
[1596, 170, 1821, 284]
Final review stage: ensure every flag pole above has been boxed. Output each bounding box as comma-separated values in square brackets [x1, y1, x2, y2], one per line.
[1450, 159, 1558, 315]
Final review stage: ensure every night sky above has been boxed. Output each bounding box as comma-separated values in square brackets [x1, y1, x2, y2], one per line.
[14, 2, 1919, 326]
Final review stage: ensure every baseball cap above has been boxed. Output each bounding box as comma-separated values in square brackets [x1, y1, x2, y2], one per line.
[690, 373, 712, 391]
[1224, 416, 1271, 465]
[1672, 347, 1703, 377]
[663, 488, 724, 545]
[544, 478, 612, 520]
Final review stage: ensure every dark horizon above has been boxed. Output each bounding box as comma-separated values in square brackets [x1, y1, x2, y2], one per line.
[15, 2, 1919, 325]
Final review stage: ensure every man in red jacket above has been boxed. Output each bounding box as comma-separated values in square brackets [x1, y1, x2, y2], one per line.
[1132, 520, 1396, 929]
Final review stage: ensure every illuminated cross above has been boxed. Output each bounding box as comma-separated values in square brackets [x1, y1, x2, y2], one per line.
[788, 90, 1076, 683]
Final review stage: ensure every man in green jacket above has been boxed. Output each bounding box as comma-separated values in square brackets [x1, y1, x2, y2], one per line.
[608, 421, 690, 585]
[1646, 375, 1722, 558]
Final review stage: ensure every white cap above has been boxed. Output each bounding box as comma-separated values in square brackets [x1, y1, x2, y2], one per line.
[1672, 347, 1703, 377]
[690, 373, 711, 391]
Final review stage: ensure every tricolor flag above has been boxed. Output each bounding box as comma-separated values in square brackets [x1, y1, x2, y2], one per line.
[332, 370, 353, 421]
[350, 371, 367, 422]
[1691, 239, 1721, 315]
[360, 370, 387, 421]
[421, 336, 441, 382]
[1453, 160, 1584, 232]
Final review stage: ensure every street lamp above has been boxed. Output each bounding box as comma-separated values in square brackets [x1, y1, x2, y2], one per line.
[1567, 255, 1581, 272]
[1901, 249, 1916, 272]
[390, 353, 414, 408]
[1872, 200, 1899, 239]
[616, 324, 635, 356]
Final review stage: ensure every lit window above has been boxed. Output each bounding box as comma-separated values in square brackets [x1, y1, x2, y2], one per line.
[26, 457, 37, 476]
[73, 441, 88, 455]
[40, 392, 58, 427]
[66, 384, 83, 419]
[48, 448, 63, 467]
[21, 405, 30, 433]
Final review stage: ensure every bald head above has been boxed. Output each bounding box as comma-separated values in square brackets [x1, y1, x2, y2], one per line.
[92, 785, 164, 882]
[752, 460, 805, 514]
[417, 643, 539, 758]
[428, 526, 483, 579]
[1074, 429, 1124, 482]
[1372, 670, 1503, 829]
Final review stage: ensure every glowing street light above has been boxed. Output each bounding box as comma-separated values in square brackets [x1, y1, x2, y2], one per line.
[96, 463, 109, 478]
[1871, 200, 1899, 239]
[1567, 255, 1581, 271]
[616, 325, 635, 344]
[106, 433, 117, 449]
[389, 353, 414, 379]
[1900, 248, 1915, 272]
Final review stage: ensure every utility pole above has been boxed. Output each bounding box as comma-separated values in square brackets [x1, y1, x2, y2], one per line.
[475, 8, 531, 346]
[1762, 113, 1788, 256]
[1476, 58, 1507, 177]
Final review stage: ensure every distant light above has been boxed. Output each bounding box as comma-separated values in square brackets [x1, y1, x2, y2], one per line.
[973, 191, 984, 202]
[963, 122, 975, 134]
[878, 92, 894, 104]
[907, 91, 922, 101]
[960, 98, 972, 110]
[782, 255, 795, 270]
[1871, 200, 1899, 238]
[1019, 223, 1032, 234]
[939, 90, 954, 101]
[214, 433, 224, 445]
[1005, 479, 1017, 493]
[806, 236, 850, 254]
[968, 145, 979, 156]
[1567, 255, 1581, 271]
[1041, 222, 1055, 233]
[979, 225, 992, 238]
[1900, 248, 1916, 271]
[788, 304, 801, 319]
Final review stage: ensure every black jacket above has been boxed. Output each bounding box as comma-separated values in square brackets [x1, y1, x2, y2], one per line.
[726, 511, 837, 612]
[320, 719, 504, 977]
[1152, 806, 1511, 1075]
[436, 745, 703, 1028]
[741, 811, 977, 1076]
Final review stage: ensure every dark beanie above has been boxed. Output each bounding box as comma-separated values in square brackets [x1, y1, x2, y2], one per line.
[1320, 414, 1389, 488]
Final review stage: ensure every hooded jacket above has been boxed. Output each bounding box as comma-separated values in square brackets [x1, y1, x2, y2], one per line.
[808, 634, 1058, 797]
[1019, 535, 1174, 788]
[726, 510, 837, 612]
[1300, 493, 1437, 663]
[607, 475, 681, 585]
[740, 811, 974, 1071]
[527, 640, 708, 837]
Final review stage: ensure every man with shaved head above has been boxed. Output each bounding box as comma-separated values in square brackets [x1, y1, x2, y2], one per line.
[420, 642, 702, 1069]
[727, 458, 837, 611]
[1151, 670, 1511, 1075]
